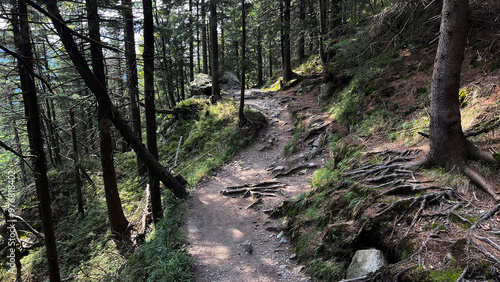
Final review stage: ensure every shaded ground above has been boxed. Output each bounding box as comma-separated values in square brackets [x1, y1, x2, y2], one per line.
[182, 89, 326, 281]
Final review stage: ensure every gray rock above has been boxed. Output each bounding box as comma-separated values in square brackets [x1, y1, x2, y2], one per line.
[241, 240, 253, 254]
[346, 249, 387, 279]
[301, 79, 319, 88]
[190, 73, 212, 96]
[318, 82, 335, 102]
[220, 70, 240, 91]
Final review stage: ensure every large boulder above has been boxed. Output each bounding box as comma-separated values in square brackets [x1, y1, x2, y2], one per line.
[345, 249, 387, 279]
[190, 73, 212, 97]
[318, 81, 335, 102]
[220, 70, 240, 91]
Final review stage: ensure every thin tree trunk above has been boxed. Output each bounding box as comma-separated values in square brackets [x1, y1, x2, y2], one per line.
[37, 0, 188, 199]
[239, 0, 246, 126]
[87, 0, 129, 235]
[8, 98, 28, 187]
[196, 0, 201, 73]
[256, 26, 263, 87]
[122, 0, 146, 175]
[318, 0, 327, 66]
[269, 40, 273, 78]
[298, 0, 306, 62]
[161, 35, 177, 107]
[282, 0, 293, 82]
[143, 0, 163, 222]
[210, 0, 221, 101]
[69, 108, 84, 215]
[15, 0, 60, 279]
[201, 0, 208, 74]
[189, 0, 194, 81]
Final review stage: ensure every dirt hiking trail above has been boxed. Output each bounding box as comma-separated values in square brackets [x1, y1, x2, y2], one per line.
[182, 89, 328, 281]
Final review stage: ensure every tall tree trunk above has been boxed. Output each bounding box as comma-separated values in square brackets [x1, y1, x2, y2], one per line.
[298, 0, 306, 62]
[143, 0, 163, 222]
[8, 98, 28, 187]
[189, 0, 194, 81]
[308, 0, 315, 54]
[196, 0, 201, 73]
[282, 0, 293, 82]
[425, 0, 499, 200]
[122, 0, 146, 175]
[221, 18, 225, 66]
[69, 108, 84, 215]
[87, 0, 129, 235]
[269, 40, 273, 78]
[201, 0, 208, 74]
[318, 0, 327, 66]
[210, 0, 221, 101]
[238, 0, 246, 127]
[161, 35, 177, 107]
[428, 0, 469, 169]
[38, 0, 187, 199]
[256, 26, 263, 87]
[15, 0, 61, 279]
[180, 57, 186, 101]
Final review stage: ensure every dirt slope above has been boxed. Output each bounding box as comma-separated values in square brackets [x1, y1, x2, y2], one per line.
[182, 89, 327, 281]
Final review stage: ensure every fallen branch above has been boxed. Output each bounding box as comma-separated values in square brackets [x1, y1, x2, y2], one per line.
[471, 202, 500, 229]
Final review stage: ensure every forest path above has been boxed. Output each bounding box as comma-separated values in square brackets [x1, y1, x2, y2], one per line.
[182, 89, 327, 281]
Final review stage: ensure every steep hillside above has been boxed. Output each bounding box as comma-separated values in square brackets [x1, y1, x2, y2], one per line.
[280, 1, 500, 281]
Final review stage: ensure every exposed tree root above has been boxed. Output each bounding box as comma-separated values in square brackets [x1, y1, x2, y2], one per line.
[471, 202, 500, 229]
[471, 238, 500, 265]
[273, 163, 317, 177]
[464, 119, 500, 138]
[461, 164, 500, 202]
[221, 181, 288, 198]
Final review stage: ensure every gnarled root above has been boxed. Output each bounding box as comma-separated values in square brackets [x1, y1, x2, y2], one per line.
[461, 164, 500, 202]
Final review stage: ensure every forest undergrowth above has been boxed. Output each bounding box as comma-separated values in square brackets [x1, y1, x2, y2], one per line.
[2, 0, 500, 281]
[0, 99, 265, 281]
[275, 2, 500, 281]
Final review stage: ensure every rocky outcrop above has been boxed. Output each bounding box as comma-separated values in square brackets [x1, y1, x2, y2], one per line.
[190, 73, 212, 97]
[220, 70, 240, 91]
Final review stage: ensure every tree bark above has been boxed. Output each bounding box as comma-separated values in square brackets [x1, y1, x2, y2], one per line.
[318, 0, 327, 66]
[87, 0, 129, 235]
[426, 0, 499, 200]
[298, 0, 306, 63]
[210, 0, 221, 101]
[16, 0, 61, 279]
[69, 108, 84, 215]
[256, 26, 263, 87]
[122, 0, 146, 176]
[238, 0, 246, 127]
[37, 0, 188, 199]
[189, 0, 194, 81]
[282, 0, 293, 82]
[143, 0, 163, 222]
[201, 0, 208, 74]
[428, 0, 469, 169]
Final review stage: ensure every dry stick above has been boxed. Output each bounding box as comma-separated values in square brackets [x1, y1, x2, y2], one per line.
[455, 266, 468, 282]
[9, 214, 45, 239]
[405, 198, 427, 236]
